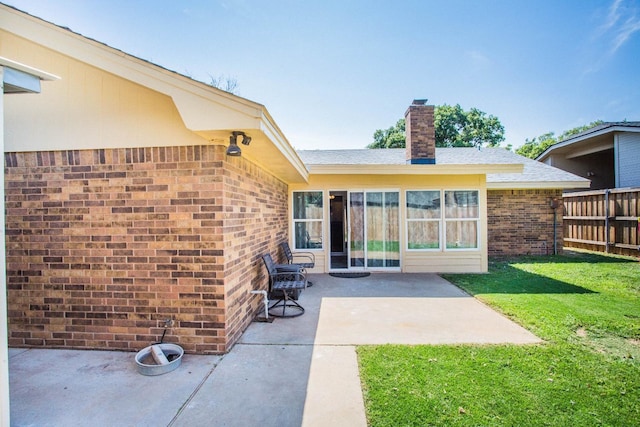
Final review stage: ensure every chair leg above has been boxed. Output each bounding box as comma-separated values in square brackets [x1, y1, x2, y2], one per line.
[268, 289, 304, 318]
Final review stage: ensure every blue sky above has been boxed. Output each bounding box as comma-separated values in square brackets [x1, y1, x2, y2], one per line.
[7, 0, 640, 150]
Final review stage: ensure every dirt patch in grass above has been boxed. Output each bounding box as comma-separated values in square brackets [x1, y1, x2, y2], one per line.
[576, 330, 640, 361]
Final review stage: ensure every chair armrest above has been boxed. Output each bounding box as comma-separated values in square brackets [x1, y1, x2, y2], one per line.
[291, 252, 315, 264]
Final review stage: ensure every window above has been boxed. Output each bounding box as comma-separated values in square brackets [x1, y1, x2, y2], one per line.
[292, 191, 323, 249]
[406, 190, 441, 250]
[406, 190, 480, 251]
[444, 190, 479, 249]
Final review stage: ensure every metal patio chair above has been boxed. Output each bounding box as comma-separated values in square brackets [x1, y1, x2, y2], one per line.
[279, 241, 315, 286]
[262, 254, 307, 318]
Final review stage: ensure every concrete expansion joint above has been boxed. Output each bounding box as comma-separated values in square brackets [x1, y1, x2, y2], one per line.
[237, 342, 314, 348]
[167, 359, 221, 427]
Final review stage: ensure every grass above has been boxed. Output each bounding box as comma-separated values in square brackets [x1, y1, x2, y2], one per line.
[358, 251, 640, 426]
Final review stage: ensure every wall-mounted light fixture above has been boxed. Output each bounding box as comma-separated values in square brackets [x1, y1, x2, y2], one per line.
[226, 131, 251, 156]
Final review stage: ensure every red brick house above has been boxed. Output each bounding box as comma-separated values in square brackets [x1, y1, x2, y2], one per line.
[1, 4, 589, 359]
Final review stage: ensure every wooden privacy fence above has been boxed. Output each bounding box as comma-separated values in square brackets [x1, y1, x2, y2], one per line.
[563, 188, 640, 257]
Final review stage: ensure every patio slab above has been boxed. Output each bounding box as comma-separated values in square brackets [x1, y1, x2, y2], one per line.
[8, 347, 221, 426]
[314, 297, 540, 345]
[8, 273, 541, 427]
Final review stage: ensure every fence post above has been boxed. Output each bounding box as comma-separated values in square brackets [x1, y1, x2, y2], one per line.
[605, 189, 610, 253]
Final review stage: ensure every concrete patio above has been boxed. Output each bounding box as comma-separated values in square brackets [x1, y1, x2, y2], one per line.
[9, 273, 540, 426]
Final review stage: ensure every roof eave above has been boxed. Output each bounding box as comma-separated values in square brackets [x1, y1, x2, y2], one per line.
[306, 163, 523, 175]
[2, 4, 308, 184]
[536, 125, 640, 161]
[0, 56, 60, 81]
[487, 180, 592, 190]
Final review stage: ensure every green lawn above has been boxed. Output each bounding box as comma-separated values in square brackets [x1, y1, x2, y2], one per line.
[358, 251, 640, 426]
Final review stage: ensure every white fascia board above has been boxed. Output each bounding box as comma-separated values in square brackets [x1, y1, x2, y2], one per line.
[487, 180, 592, 190]
[0, 56, 60, 81]
[259, 109, 309, 182]
[307, 163, 523, 175]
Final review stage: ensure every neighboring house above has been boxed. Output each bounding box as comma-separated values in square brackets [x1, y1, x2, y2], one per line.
[536, 122, 640, 190]
[1, 5, 589, 355]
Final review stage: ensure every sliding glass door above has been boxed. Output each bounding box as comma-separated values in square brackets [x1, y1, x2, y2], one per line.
[349, 192, 365, 268]
[347, 191, 400, 270]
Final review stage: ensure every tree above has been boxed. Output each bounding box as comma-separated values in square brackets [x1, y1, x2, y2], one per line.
[367, 104, 505, 149]
[209, 74, 239, 94]
[516, 121, 604, 159]
[515, 131, 556, 159]
[368, 119, 406, 149]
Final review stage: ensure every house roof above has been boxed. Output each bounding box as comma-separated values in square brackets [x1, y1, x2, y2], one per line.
[536, 122, 640, 162]
[1, 4, 309, 184]
[298, 148, 590, 189]
[0, 4, 591, 191]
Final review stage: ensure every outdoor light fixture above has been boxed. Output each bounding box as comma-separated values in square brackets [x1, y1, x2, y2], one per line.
[227, 134, 242, 156]
[227, 131, 250, 156]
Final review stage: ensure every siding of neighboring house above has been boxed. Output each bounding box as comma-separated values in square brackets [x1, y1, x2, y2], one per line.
[487, 189, 563, 256]
[543, 151, 615, 190]
[616, 132, 640, 188]
[5, 145, 287, 354]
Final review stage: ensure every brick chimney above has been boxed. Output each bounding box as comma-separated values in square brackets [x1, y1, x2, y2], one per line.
[405, 99, 436, 164]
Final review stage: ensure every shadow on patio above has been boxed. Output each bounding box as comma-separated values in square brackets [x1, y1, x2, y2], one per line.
[10, 273, 540, 427]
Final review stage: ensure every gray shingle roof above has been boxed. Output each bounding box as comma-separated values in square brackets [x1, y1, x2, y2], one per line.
[296, 148, 589, 187]
[536, 121, 640, 161]
[557, 121, 640, 142]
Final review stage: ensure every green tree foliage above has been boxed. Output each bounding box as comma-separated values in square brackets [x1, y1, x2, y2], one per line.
[516, 121, 604, 159]
[367, 104, 505, 149]
[435, 104, 504, 148]
[368, 119, 406, 149]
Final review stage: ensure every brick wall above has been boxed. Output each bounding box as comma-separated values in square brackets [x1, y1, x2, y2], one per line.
[220, 159, 289, 349]
[487, 189, 563, 256]
[5, 145, 288, 354]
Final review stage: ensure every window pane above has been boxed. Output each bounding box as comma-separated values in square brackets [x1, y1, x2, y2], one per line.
[349, 193, 365, 267]
[407, 221, 439, 249]
[445, 191, 479, 219]
[293, 191, 323, 219]
[445, 221, 478, 249]
[407, 191, 440, 219]
[366, 192, 400, 268]
[294, 221, 323, 249]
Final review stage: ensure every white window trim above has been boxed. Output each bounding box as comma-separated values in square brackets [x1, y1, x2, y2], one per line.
[443, 189, 480, 251]
[406, 190, 442, 252]
[291, 190, 324, 251]
[405, 189, 481, 252]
